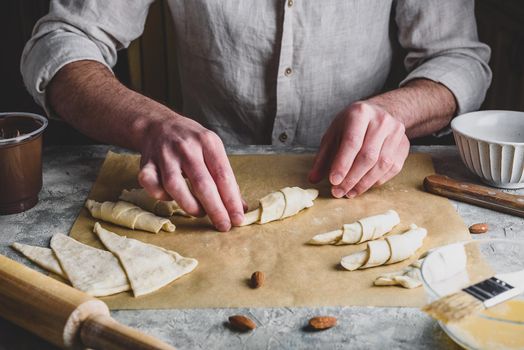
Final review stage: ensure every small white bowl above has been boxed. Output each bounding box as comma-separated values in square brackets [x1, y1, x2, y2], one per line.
[451, 110, 524, 189]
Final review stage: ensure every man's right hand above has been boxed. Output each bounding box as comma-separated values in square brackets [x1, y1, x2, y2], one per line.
[138, 115, 245, 231]
[47, 60, 244, 231]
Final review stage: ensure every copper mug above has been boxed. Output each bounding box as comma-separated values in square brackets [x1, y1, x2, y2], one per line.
[0, 112, 48, 215]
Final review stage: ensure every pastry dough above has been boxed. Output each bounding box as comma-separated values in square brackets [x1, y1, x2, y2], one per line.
[340, 224, 427, 271]
[94, 223, 198, 297]
[13, 226, 199, 297]
[119, 188, 189, 217]
[11, 242, 67, 278]
[50, 234, 130, 297]
[308, 210, 400, 245]
[85, 199, 176, 233]
[239, 187, 319, 226]
[373, 259, 424, 289]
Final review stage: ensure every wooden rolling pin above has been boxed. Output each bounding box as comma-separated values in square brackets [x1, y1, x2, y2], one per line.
[0, 254, 175, 350]
[424, 174, 524, 218]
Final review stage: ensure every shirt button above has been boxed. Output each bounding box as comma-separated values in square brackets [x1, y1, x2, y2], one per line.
[288, 0, 294, 7]
[279, 132, 288, 143]
[284, 67, 293, 76]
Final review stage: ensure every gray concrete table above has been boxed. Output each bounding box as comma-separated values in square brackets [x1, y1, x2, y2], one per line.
[1, 145, 523, 350]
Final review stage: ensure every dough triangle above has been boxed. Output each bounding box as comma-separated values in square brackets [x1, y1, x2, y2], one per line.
[50, 234, 130, 296]
[11, 242, 66, 278]
[93, 223, 198, 297]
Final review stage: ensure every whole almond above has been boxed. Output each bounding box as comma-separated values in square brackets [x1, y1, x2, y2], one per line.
[228, 315, 256, 331]
[250, 271, 265, 288]
[469, 223, 488, 234]
[308, 316, 337, 330]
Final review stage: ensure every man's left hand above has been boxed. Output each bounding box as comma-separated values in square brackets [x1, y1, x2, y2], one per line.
[309, 101, 410, 198]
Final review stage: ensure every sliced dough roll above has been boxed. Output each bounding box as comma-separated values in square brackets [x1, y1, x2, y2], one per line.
[386, 225, 427, 264]
[361, 240, 391, 268]
[94, 223, 198, 297]
[11, 242, 67, 278]
[85, 199, 176, 233]
[340, 224, 427, 271]
[50, 234, 130, 297]
[119, 188, 189, 217]
[239, 187, 319, 226]
[308, 210, 400, 245]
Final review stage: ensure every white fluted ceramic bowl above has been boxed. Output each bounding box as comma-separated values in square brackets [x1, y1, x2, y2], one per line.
[451, 110, 524, 189]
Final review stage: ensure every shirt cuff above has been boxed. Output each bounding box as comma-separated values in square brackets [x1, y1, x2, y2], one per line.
[21, 31, 114, 119]
[399, 55, 487, 116]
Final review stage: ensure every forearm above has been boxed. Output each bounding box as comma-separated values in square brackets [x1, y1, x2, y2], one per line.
[47, 60, 177, 151]
[47, 60, 244, 231]
[367, 79, 457, 139]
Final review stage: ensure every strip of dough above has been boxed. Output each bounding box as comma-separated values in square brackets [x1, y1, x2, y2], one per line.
[374, 274, 421, 289]
[119, 188, 189, 217]
[239, 187, 319, 226]
[340, 224, 427, 271]
[94, 223, 198, 297]
[373, 259, 424, 289]
[308, 210, 400, 245]
[85, 199, 176, 233]
[50, 234, 131, 297]
[11, 242, 67, 278]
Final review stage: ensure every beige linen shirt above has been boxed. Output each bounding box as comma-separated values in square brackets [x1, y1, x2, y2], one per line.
[21, 0, 491, 146]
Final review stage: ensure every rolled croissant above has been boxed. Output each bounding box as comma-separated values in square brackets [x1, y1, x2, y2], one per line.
[239, 187, 319, 226]
[85, 200, 176, 233]
[119, 188, 189, 217]
[308, 210, 400, 245]
[340, 224, 427, 271]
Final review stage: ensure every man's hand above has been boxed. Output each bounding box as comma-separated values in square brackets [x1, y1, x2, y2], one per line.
[138, 116, 245, 232]
[47, 60, 245, 231]
[309, 79, 457, 198]
[309, 101, 410, 198]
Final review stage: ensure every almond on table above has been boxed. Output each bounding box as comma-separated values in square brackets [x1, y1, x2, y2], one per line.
[469, 223, 488, 234]
[228, 315, 256, 331]
[308, 316, 337, 330]
[250, 271, 265, 289]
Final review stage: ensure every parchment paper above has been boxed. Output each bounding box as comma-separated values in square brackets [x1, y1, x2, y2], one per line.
[69, 151, 471, 309]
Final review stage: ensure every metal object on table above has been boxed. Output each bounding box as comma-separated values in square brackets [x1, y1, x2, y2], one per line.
[0, 112, 48, 215]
